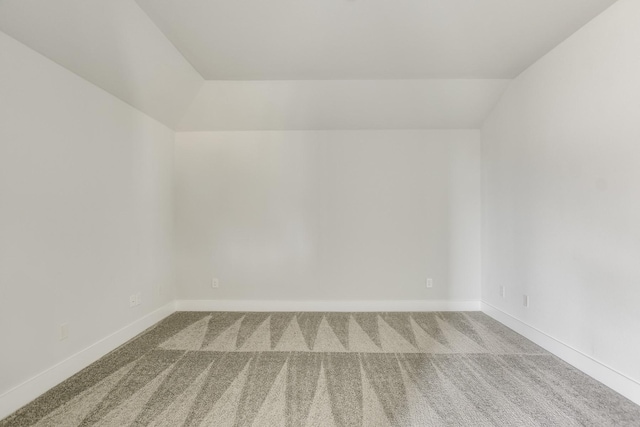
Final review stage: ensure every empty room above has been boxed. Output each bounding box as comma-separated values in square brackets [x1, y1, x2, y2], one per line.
[1, 0, 639, 425]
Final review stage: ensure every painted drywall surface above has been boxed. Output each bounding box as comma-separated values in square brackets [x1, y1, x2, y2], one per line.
[0, 0, 203, 129]
[482, 0, 640, 382]
[178, 80, 509, 131]
[0, 32, 175, 395]
[136, 0, 615, 80]
[175, 130, 481, 301]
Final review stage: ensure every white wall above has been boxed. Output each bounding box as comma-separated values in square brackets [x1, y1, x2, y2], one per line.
[482, 0, 640, 385]
[0, 32, 175, 399]
[175, 130, 480, 303]
[178, 80, 508, 131]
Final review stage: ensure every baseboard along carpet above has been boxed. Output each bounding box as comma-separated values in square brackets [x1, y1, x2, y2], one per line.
[2, 311, 639, 426]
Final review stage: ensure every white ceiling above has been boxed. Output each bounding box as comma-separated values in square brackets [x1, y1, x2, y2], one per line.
[178, 80, 509, 131]
[0, 0, 203, 128]
[135, 0, 616, 80]
[0, 0, 617, 130]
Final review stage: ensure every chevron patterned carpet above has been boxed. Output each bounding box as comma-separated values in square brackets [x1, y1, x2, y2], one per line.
[2, 311, 639, 426]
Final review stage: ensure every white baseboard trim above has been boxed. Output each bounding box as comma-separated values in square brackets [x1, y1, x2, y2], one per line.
[175, 299, 480, 312]
[0, 302, 176, 420]
[481, 301, 640, 406]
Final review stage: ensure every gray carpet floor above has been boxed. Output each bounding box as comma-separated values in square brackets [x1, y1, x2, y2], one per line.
[1, 311, 639, 426]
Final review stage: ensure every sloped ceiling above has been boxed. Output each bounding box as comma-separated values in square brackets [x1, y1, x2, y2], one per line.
[178, 80, 510, 131]
[0, 0, 617, 130]
[0, 0, 203, 129]
[135, 0, 616, 80]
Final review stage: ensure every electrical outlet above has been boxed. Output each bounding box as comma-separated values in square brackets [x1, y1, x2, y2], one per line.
[523, 295, 529, 307]
[129, 293, 141, 307]
[59, 323, 69, 341]
[500, 286, 506, 298]
[212, 278, 219, 289]
[426, 278, 433, 288]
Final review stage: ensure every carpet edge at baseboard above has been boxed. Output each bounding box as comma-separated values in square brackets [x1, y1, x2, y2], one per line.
[481, 301, 640, 406]
[0, 302, 176, 421]
[174, 299, 481, 312]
